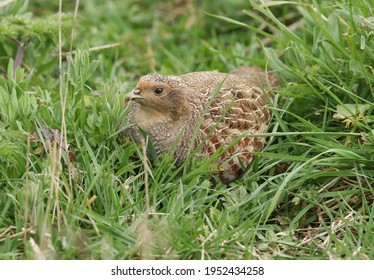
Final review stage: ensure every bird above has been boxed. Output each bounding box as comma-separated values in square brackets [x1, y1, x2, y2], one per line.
[123, 66, 279, 183]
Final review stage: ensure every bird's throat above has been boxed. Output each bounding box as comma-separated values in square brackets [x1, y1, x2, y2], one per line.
[134, 105, 172, 128]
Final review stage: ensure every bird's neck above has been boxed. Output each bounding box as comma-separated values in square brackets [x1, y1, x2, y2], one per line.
[134, 106, 171, 125]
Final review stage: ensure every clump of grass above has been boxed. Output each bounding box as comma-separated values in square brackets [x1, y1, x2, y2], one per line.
[0, 0, 373, 260]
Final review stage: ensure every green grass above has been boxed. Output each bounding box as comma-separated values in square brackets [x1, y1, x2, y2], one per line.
[0, 0, 373, 260]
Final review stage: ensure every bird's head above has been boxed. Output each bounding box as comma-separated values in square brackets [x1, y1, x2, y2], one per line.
[126, 74, 188, 119]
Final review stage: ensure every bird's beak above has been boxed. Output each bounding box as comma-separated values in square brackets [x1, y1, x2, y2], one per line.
[125, 88, 144, 101]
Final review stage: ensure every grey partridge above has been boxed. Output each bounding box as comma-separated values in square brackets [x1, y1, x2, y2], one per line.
[123, 66, 279, 183]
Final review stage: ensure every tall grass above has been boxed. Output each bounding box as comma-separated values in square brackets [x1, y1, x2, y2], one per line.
[0, 0, 373, 259]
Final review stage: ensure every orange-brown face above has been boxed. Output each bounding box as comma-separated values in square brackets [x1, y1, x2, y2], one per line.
[126, 75, 187, 117]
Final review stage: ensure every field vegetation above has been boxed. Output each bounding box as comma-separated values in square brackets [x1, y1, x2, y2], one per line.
[0, 0, 373, 259]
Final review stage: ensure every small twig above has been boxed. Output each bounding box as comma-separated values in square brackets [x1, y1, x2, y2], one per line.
[0, 227, 34, 242]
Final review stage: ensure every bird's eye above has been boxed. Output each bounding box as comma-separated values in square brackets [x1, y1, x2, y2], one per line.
[154, 87, 164, 95]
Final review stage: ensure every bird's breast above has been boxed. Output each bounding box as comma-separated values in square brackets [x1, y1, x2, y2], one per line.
[128, 104, 190, 155]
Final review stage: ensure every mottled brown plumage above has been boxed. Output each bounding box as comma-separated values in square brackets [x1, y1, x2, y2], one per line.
[123, 66, 279, 183]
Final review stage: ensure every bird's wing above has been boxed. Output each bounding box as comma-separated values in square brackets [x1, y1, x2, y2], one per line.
[204, 86, 271, 134]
